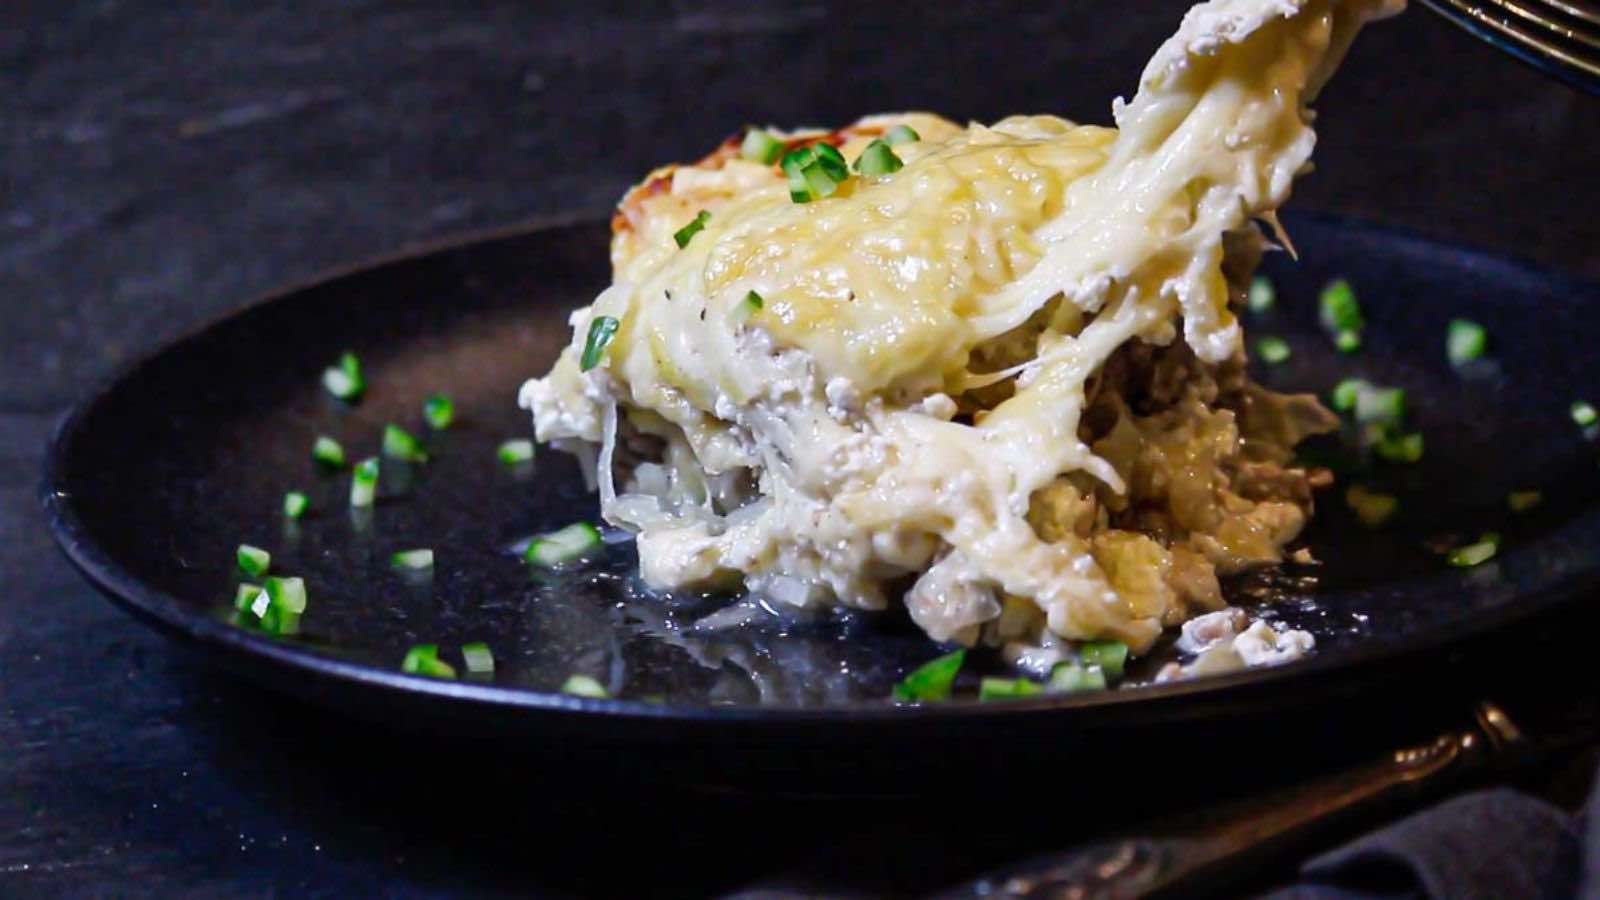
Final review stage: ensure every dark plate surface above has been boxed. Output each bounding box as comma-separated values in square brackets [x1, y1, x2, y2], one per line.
[42, 212, 1600, 770]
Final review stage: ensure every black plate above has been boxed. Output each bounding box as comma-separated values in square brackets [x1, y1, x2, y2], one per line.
[42, 212, 1600, 785]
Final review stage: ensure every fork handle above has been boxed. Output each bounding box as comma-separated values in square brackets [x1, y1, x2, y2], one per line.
[932, 702, 1528, 899]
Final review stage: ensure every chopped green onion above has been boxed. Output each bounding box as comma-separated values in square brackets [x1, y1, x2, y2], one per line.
[461, 641, 495, 676]
[1335, 329, 1362, 353]
[423, 394, 454, 430]
[1573, 401, 1598, 428]
[236, 544, 271, 578]
[1078, 641, 1128, 680]
[1448, 535, 1498, 568]
[258, 605, 300, 636]
[1247, 276, 1275, 313]
[312, 436, 346, 468]
[673, 210, 711, 249]
[391, 548, 434, 570]
[1446, 319, 1487, 366]
[498, 439, 535, 465]
[234, 583, 262, 611]
[853, 139, 904, 176]
[382, 423, 428, 462]
[883, 124, 920, 145]
[781, 143, 850, 203]
[283, 491, 309, 519]
[561, 674, 608, 698]
[350, 457, 379, 507]
[743, 290, 764, 312]
[264, 575, 307, 614]
[978, 677, 1044, 701]
[1255, 336, 1291, 364]
[1319, 279, 1363, 334]
[580, 315, 620, 371]
[1048, 663, 1108, 693]
[890, 649, 965, 702]
[740, 128, 784, 164]
[1507, 490, 1542, 513]
[321, 351, 365, 401]
[1355, 385, 1405, 425]
[401, 644, 456, 679]
[1331, 378, 1367, 412]
[1345, 485, 1398, 527]
[525, 521, 602, 567]
[1372, 429, 1424, 464]
[248, 586, 272, 618]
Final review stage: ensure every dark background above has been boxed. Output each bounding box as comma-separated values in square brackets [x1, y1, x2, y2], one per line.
[3, 2, 1597, 897]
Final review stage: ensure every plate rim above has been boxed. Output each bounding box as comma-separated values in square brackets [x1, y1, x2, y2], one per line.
[39, 210, 1600, 725]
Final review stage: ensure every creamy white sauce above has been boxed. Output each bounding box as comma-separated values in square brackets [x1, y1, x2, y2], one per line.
[519, 0, 1401, 654]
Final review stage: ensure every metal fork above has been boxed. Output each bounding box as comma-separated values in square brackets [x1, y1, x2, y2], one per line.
[1420, 0, 1600, 94]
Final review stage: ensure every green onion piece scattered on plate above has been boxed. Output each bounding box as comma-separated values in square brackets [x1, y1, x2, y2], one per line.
[321, 351, 365, 401]
[1331, 378, 1367, 412]
[883, 124, 920, 145]
[1255, 336, 1291, 364]
[350, 457, 379, 507]
[1319, 279, 1363, 334]
[1448, 535, 1498, 568]
[853, 139, 904, 176]
[1507, 490, 1542, 513]
[259, 606, 300, 636]
[498, 439, 535, 465]
[742, 290, 764, 314]
[1247, 276, 1275, 313]
[1335, 329, 1362, 353]
[1372, 429, 1424, 464]
[1573, 401, 1598, 428]
[250, 590, 272, 619]
[1078, 641, 1128, 680]
[580, 316, 620, 371]
[739, 128, 784, 164]
[890, 648, 966, 702]
[673, 210, 711, 249]
[1355, 385, 1405, 425]
[1345, 485, 1398, 527]
[978, 677, 1044, 701]
[1447, 319, 1487, 366]
[525, 521, 602, 567]
[312, 436, 346, 468]
[1048, 663, 1107, 693]
[382, 423, 428, 462]
[283, 491, 309, 519]
[236, 544, 271, 578]
[401, 644, 456, 679]
[264, 575, 307, 614]
[423, 394, 454, 430]
[461, 641, 495, 676]
[561, 674, 608, 698]
[234, 583, 262, 611]
[391, 548, 434, 570]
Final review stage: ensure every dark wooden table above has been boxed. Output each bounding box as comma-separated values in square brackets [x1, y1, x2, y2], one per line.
[4, 3, 1597, 896]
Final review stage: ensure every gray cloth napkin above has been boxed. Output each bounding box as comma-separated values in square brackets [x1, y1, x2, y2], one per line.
[1263, 781, 1593, 900]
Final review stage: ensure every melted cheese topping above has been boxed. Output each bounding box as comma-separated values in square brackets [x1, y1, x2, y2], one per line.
[521, 0, 1402, 653]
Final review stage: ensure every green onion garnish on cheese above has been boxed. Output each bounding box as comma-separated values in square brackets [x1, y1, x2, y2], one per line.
[580, 316, 620, 371]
